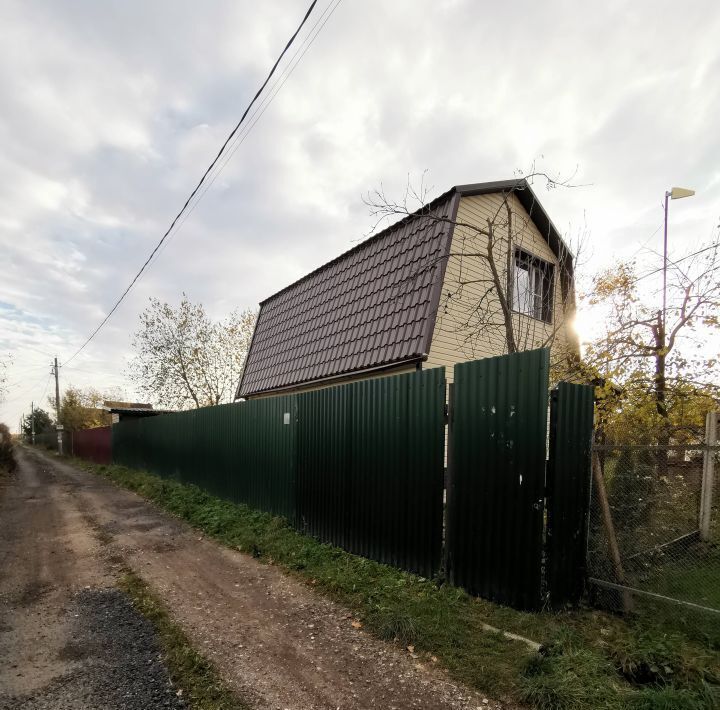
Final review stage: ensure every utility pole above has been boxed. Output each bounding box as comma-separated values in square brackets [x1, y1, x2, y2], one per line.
[53, 357, 63, 455]
[31, 401, 35, 445]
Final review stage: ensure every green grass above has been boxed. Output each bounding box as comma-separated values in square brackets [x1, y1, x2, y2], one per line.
[75, 458, 720, 710]
[649, 553, 720, 611]
[119, 569, 249, 710]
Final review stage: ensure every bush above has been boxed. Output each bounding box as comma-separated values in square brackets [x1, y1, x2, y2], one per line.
[0, 422, 16, 473]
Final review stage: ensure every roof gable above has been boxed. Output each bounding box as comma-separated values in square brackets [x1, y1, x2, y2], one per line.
[237, 192, 458, 397]
[454, 179, 571, 274]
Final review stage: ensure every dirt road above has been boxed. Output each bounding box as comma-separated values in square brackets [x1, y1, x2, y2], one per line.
[0, 448, 185, 710]
[0, 447, 504, 709]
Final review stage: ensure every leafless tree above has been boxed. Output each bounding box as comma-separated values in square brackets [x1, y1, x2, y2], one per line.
[363, 171, 585, 379]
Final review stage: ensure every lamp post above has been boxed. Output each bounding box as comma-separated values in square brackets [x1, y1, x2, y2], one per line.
[657, 185, 694, 423]
[662, 187, 695, 330]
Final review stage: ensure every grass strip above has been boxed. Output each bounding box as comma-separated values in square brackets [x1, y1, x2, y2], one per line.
[119, 569, 250, 710]
[77, 458, 719, 710]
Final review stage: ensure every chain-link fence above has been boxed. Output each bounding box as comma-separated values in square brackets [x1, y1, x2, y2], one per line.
[587, 418, 719, 618]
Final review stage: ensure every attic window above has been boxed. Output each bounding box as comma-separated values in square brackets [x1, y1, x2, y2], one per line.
[512, 249, 553, 323]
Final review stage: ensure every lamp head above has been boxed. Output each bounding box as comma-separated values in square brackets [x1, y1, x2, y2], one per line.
[670, 187, 695, 200]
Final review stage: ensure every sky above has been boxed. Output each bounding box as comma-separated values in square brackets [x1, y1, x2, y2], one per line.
[1, 0, 719, 431]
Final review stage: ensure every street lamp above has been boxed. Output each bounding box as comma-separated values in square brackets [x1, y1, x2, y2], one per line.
[663, 186, 695, 329]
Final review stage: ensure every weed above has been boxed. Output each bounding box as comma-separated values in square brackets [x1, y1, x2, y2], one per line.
[367, 606, 418, 645]
[607, 627, 717, 687]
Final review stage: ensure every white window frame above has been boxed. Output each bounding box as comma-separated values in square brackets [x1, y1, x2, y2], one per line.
[512, 249, 553, 323]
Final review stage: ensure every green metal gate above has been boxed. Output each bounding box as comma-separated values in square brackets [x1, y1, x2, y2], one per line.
[446, 349, 550, 610]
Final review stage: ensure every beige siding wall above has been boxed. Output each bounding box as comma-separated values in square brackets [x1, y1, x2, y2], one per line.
[425, 192, 575, 383]
[244, 363, 419, 400]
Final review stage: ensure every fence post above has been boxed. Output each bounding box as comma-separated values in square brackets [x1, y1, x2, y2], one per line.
[700, 411, 718, 542]
[592, 451, 633, 613]
[443, 383, 454, 580]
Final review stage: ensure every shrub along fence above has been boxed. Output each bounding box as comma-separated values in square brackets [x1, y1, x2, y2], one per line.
[112, 349, 594, 611]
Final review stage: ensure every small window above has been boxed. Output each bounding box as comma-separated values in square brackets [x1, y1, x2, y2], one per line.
[512, 249, 553, 322]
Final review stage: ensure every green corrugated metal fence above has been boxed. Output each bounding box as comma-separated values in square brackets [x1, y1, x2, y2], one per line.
[446, 349, 550, 610]
[110, 350, 594, 610]
[296, 368, 446, 577]
[546, 382, 595, 607]
[112, 395, 296, 521]
[112, 369, 446, 577]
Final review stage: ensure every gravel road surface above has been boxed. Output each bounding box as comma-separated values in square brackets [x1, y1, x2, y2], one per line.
[0, 447, 508, 709]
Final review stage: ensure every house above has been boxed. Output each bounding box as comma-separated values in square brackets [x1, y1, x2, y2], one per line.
[236, 179, 577, 400]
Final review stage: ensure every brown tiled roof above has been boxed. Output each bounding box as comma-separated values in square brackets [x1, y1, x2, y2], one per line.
[237, 191, 459, 397]
[236, 178, 569, 398]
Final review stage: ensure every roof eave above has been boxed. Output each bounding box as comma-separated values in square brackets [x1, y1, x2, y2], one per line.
[237, 354, 426, 400]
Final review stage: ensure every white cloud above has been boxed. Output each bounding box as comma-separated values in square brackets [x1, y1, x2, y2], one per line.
[1, 0, 719, 429]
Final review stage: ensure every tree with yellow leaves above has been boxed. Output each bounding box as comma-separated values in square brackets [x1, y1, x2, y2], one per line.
[585, 238, 720, 446]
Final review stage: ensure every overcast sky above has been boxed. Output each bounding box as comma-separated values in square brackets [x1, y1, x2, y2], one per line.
[1, 0, 719, 430]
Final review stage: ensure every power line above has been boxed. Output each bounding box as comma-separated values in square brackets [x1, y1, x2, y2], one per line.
[4, 362, 52, 381]
[61, 364, 124, 377]
[626, 221, 663, 262]
[143, 0, 344, 274]
[3, 367, 51, 392]
[63, 0, 320, 367]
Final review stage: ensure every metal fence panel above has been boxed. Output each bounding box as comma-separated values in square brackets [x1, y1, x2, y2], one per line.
[240, 396, 297, 521]
[112, 397, 296, 521]
[546, 382, 595, 607]
[447, 348, 549, 610]
[71, 426, 112, 465]
[296, 368, 446, 578]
